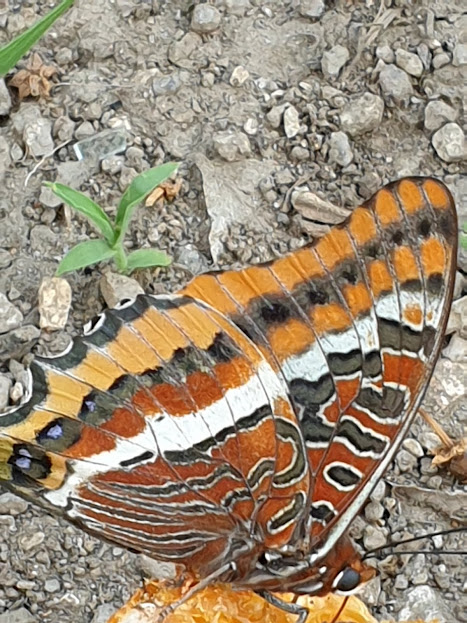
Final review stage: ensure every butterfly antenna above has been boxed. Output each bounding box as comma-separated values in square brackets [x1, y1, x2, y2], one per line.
[362, 527, 467, 561]
[330, 594, 349, 623]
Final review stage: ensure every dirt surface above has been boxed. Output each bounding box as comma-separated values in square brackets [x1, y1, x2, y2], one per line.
[0, 1, 466, 622]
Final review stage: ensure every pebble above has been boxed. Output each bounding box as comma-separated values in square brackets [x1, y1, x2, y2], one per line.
[432, 52, 450, 69]
[152, 72, 182, 95]
[0, 78, 12, 115]
[424, 100, 458, 132]
[175, 245, 209, 275]
[0, 375, 12, 410]
[38, 277, 72, 331]
[378, 64, 414, 104]
[376, 45, 394, 63]
[398, 585, 451, 621]
[0, 325, 40, 360]
[23, 117, 54, 158]
[100, 272, 144, 308]
[443, 334, 467, 362]
[394, 575, 409, 590]
[452, 43, 467, 67]
[243, 117, 258, 135]
[91, 604, 118, 623]
[213, 130, 251, 161]
[395, 48, 424, 77]
[340, 92, 385, 136]
[0, 493, 28, 516]
[370, 480, 387, 503]
[10, 381, 23, 403]
[19, 531, 45, 552]
[0, 293, 23, 334]
[44, 578, 61, 593]
[266, 104, 287, 129]
[190, 4, 221, 34]
[327, 131, 353, 166]
[299, 0, 325, 18]
[432, 122, 465, 162]
[321, 45, 350, 78]
[402, 438, 424, 458]
[0, 607, 36, 623]
[230, 66, 250, 87]
[363, 525, 387, 550]
[396, 449, 418, 472]
[364, 501, 384, 522]
[283, 105, 301, 138]
[224, 0, 251, 16]
[74, 121, 95, 140]
[168, 33, 202, 68]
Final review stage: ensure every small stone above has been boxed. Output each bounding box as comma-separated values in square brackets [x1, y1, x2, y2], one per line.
[340, 92, 385, 136]
[379, 64, 414, 104]
[23, 117, 54, 158]
[370, 480, 386, 503]
[283, 105, 301, 138]
[230, 66, 250, 87]
[10, 381, 23, 402]
[321, 45, 350, 78]
[0, 492, 28, 515]
[432, 52, 450, 69]
[44, 578, 61, 593]
[396, 448, 417, 472]
[327, 131, 353, 166]
[0, 607, 36, 623]
[266, 104, 287, 129]
[243, 118, 258, 135]
[53, 115, 75, 142]
[101, 155, 124, 175]
[0, 325, 40, 360]
[299, 0, 325, 18]
[38, 277, 72, 331]
[74, 120, 95, 140]
[443, 334, 467, 362]
[376, 45, 394, 63]
[0, 78, 12, 115]
[152, 72, 182, 95]
[0, 293, 23, 334]
[0, 375, 12, 410]
[398, 585, 451, 621]
[20, 530, 45, 551]
[175, 245, 209, 275]
[447, 295, 467, 335]
[290, 146, 310, 161]
[190, 4, 221, 34]
[100, 272, 144, 308]
[452, 43, 467, 67]
[394, 575, 409, 590]
[395, 48, 424, 77]
[424, 100, 458, 132]
[402, 438, 424, 458]
[213, 130, 251, 161]
[225, 0, 251, 16]
[364, 501, 384, 522]
[91, 604, 117, 623]
[363, 525, 387, 550]
[168, 32, 203, 68]
[432, 122, 465, 162]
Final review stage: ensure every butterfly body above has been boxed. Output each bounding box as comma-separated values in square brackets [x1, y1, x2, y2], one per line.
[0, 177, 457, 614]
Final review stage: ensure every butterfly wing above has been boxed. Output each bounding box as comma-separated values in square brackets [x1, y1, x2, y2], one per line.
[0, 295, 310, 575]
[182, 177, 457, 560]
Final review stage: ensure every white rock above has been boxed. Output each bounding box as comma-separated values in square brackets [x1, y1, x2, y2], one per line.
[424, 100, 458, 132]
[452, 43, 467, 67]
[432, 122, 465, 163]
[283, 105, 301, 138]
[0, 78, 11, 115]
[395, 48, 424, 77]
[38, 277, 72, 331]
[340, 92, 385, 136]
[379, 63, 413, 104]
[190, 4, 221, 33]
[0, 293, 23, 334]
[321, 44, 350, 78]
[327, 131, 353, 166]
[100, 272, 144, 308]
[213, 130, 251, 161]
[299, 0, 325, 18]
[230, 66, 250, 87]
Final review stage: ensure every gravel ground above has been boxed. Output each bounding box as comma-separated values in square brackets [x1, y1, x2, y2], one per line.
[0, 1, 466, 622]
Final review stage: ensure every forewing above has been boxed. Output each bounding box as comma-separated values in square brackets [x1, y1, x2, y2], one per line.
[182, 177, 457, 556]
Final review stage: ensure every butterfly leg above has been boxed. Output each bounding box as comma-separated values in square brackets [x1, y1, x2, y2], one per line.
[257, 590, 309, 623]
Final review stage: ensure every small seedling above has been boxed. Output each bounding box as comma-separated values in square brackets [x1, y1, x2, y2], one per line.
[461, 222, 467, 251]
[0, 0, 74, 77]
[45, 162, 178, 276]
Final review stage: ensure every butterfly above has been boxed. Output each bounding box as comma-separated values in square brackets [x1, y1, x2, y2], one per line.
[0, 177, 457, 622]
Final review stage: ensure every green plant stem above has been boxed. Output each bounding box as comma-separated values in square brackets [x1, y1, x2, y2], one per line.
[114, 245, 128, 273]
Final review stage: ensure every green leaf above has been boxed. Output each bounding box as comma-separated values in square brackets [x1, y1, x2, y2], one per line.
[0, 0, 75, 77]
[115, 162, 179, 241]
[45, 182, 115, 244]
[126, 248, 172, 272]
[56, 240, 115, 276]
